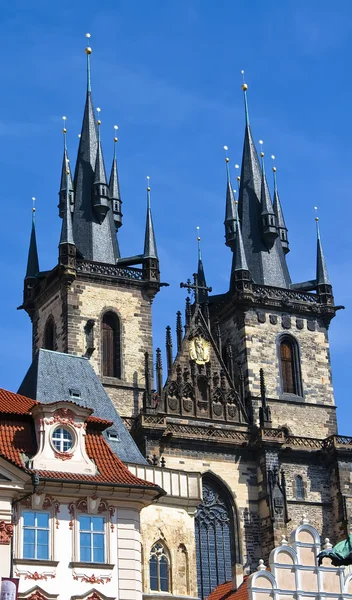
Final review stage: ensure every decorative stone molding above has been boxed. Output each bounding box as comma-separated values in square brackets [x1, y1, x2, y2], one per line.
[44, 407, 83, 429]
[0, 520, 14, 544]
[69, 497, 115, 531]
[16, 570, 56, 581]
[73, 573, 112, 585]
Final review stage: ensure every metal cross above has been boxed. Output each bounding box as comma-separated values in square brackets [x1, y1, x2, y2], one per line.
[180, 273, 212, 305]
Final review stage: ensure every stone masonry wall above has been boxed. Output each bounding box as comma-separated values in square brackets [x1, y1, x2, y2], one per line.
[34, 285, 65, 356]
[219, 307, 336, 437]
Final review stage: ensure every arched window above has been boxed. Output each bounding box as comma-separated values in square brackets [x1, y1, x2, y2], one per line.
[279, 335, 302, 396]
[295, 475, 305, 500]
[195, 476, 238, 599]
[102, 311, 121, 378]
[149, 541, 170, 592]
[44, 317, 55, 350]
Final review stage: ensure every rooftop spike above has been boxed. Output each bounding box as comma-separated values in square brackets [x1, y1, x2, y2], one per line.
[109, 125, 123, 230]
[25, 197, 40, 278]
[59, 116, 74, 218]
[315, 213, 330, 285]
[241, 70, 250, 126]
[143, 177, 158, 259]
[259, 141, 278, 247]
[223, 146, 237, 250]
[92, 108, 110, 222]
[60, 157, 75, 247]
[271, 155, 289, 254]
[196, 227, 208, 304]
[85, 33, 92, 92]
[233, 205, 249, 273]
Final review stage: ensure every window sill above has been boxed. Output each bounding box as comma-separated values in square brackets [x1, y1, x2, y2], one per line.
[279, 393, 304, 402]
[69, 561, 115, 569]
[14, 558, 59, 566]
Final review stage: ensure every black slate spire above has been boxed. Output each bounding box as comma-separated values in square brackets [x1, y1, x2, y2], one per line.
[72, 37, 119, 264]
[259, 145, 278, 247]
[109, 128, 123, 231]
[60, 160, 75, 247]
[272, 160, 289, 255]
[143, 179, 158, 259]
[197, 228, 208, 304]
[238, 75, 291, 288]
[224, 149, 237, 250]
[58, 118, 74, 218]
[316, 217, 330, 285]
[25, 200, 39, 278]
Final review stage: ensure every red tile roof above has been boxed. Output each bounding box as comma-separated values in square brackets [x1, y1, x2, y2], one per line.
[0, 388, 160, 492]
[207, 579, 249, 600]
[0, 388, 37, 413]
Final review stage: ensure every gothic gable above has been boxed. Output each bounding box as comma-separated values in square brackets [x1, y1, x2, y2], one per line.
[163, 306, 247, 423]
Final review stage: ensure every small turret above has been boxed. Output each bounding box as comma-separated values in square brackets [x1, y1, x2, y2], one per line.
[109, 125, 123, 231]
[92, 109, 110, 223]
[23, 198, 40, 306]
[143, 178, 160, 289]
[223, 146, 237, 250]
[58, 117, 74, 218]
[230, 204, 251, 292]
[272, 156, 289, 254]
[315, 215, 333, 305]
[259, 141, 278, 247]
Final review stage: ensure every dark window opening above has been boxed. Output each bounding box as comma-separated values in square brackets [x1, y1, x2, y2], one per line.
[198, 377, 208, 403]
[149, 542, 170, 592]
[102, 312, 121, 378]
[195, 477, 238, 599]
[279, 336, 302, 396]
[295, 475, 304, 500]
[44, 318, 55, 350]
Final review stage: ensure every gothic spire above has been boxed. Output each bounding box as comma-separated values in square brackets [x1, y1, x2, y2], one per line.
[237, 72, 290, 288]
[109, 126, 123, 230]
[272, 157, 289, 254]
[143, 178, 158, 259]
[58, 117, 74, 218]
[223, 147, 237, 250]
[232, 206, 249, 275]
[25, 198, 39, 278]
[259, 142, 278, 246]
[60, 156, 75, 246]
[316, 216, 330, 285]
[72, 34, 119, 264]
[197, 227, 208, 304]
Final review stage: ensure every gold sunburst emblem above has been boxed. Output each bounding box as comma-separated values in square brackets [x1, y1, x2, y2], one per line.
[189, 336, 210, 365]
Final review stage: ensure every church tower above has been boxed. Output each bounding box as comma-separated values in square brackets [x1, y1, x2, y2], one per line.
[128, 73, 349, 597]
[19, 36, 162, 417]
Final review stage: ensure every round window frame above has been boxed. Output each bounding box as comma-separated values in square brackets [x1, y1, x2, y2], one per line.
[50, 425, 75, 454]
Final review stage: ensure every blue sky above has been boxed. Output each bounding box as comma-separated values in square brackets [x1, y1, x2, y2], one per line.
[0, 1, 351, 433]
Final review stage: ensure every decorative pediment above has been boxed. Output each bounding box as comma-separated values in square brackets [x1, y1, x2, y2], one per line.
[70, 590, 115, 600]
[18, 585, 58, 599]
[163, 304, 247, 423]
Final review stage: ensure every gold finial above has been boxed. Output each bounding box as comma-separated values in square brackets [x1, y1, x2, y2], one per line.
[314, 206, 319, 222]
[85, 32, 92, 54]
[235, 163, 240, 182]
[62, 115, 67, 134]
[32, 197, 36, 213]
[113, 124, 118, 143]
[147, 175, 151, 192]
[223, 145, 229, 163]
[96, 107, 101, 126]
[259, 140, 264, 158]
[241, 69, 248, 91]
[196, 225, 200, 242]
[271, 154, 276, 172]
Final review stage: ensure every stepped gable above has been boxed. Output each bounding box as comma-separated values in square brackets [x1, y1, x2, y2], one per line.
[162, 304, 247, 423]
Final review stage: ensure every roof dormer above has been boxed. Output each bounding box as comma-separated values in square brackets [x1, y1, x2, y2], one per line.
[30, 401, 97, 475]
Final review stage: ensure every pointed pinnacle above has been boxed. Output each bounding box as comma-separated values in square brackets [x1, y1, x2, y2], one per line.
[143, 182, 158, 259]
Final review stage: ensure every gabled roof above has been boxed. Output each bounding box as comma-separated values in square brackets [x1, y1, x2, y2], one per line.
[0, 387, 159, 490]
[18, 349, 147, 465]
[207, 579, 249, 600]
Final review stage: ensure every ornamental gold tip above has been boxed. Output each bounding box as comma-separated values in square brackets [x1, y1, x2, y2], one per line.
[260, 151, 264, 157]
[315, 216, 319, 222]
[62, 128, 67, 133]
[85, 47, 92, 54]
[147, 187, 151, 192]
[237, 176, 240, 181]
[242, 83, 248, 91]
[197, 236, 200, 242]
[272, 166, 276, 172]
[225, 157, 229, 163]
[97, 119, 101, 125]
[114, 137, 118, 142]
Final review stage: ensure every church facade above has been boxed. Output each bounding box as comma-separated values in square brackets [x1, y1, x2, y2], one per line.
[5, 37, 352, 600]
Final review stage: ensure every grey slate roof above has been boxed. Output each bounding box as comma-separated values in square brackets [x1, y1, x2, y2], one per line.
[224, 164, 236, 228]
[18, 349, 147, 465]
[109, 156, 121, 202]
[72, 91, 119, 264]
[94, 139, 108, 185]
[233, 217, 249, 273]
[60, 172, 75, 246]
[197, 246, 209, 304]
[238, 121, 291, 288]
[25, 219, 40, 278]
[60, 147, 73, 195]
[143, 188, 158, 259]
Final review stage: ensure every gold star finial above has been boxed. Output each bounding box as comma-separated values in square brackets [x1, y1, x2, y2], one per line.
[96, 107, 101, 126]
[147, 175, 151, 192]
[223, 145, 229, 163]
[259, 139, 264, 158]
[85, 32, 92, 55]
[314, 206, 319, 222]
[113, 124, 118, 143]
[241, 69, 248, 91]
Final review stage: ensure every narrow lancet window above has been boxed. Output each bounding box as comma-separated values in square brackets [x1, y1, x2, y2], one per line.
[149, 542, 170, 592]
[102, 311, 121, 378]
[44, 317, 55, 351]
[279, 336, 302, 396]
[295, 475, 304, 500]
